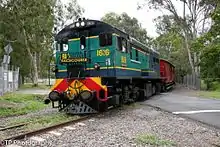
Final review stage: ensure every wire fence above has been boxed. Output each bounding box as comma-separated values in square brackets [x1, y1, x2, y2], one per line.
[0, 65, 20, 96]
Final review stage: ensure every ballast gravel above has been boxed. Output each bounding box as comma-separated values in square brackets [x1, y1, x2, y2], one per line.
[8, 104, 220, 147]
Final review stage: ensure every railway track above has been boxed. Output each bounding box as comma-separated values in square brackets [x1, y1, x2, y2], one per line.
[0, 123, 28, 131]
[0, 113, 101, 147]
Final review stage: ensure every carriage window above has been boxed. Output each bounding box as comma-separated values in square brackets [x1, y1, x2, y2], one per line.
[99, 33, 112, 47]
[80, 36, 86, 49]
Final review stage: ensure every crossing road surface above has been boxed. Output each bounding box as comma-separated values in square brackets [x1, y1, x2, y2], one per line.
[144, 91, 220, 129]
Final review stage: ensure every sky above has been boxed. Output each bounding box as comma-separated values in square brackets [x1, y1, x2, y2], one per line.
[63, 0, 185, 38]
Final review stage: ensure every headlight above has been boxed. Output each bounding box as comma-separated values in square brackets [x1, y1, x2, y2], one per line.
[81, 21, 85, 26]
[76, 22, 80, 27]
[48, 91, 60, 101]
[80, 90, 93, 101]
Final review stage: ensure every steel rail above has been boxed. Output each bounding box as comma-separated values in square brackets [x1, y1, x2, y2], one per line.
[0, 123, 28, 131]
[1, 113, 100, 146]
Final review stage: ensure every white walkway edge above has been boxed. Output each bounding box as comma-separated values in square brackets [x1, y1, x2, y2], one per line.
[173, 110, 220, 114]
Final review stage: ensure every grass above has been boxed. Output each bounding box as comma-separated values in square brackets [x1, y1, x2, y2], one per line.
[0, 93, 48, 117]
[0, 113, 77, 139]
[8, 113, 76, 130]
[135, 133, 176, 146]
[195, 80, 220, 99]
[197, 91, 220, 99]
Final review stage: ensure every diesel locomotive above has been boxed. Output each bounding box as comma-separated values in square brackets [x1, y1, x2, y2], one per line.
[44, 18, 175, 114]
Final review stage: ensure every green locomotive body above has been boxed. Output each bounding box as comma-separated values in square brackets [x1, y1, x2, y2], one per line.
[46, 18, 163, 114]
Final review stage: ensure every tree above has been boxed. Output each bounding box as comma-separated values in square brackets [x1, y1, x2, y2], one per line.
[138, 0, 216, 74]
[101, 12, 152, 45]
[0, 0, 56, 86]
[153, 15, 191, 78]
[54, 0, 84, 33]
[195, 2, 220, 89]
[0, 0, 84, 86]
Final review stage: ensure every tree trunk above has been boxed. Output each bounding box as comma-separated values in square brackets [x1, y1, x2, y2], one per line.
[37, 52, 41, 79]
[183, 32, 195, 73]
[32, 52, 38, 87]
[22, 27, 39, 86]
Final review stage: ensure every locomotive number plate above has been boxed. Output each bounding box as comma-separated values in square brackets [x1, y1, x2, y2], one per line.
[121, 56, 127, 64]
[60, 53, 87, 63]
[61, 58, 88, 63]
[96, 49, 110, 56]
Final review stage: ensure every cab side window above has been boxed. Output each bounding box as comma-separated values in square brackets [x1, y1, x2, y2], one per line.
[117, 37, 127, 53]
[80, 36, 86, 49]
[99, 33, 112, 47]
[130, 47, 133, 59]
[135, 49, 139, 61]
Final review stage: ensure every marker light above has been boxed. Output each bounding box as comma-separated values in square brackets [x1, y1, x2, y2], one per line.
[94, 63, 100, 70]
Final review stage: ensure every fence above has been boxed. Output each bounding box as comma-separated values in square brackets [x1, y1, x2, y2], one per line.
[0, 65, 20, 96]
[176, 73, 201, 90]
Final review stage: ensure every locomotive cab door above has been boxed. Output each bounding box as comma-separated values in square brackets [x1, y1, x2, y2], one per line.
[116, 36, 129, 77]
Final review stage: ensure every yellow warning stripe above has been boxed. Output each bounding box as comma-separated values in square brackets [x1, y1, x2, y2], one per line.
[89, 77, 107, 90]
[50, 79, 64, 91]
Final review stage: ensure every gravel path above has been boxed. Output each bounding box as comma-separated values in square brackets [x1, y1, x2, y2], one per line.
[6, 104, 220, 147]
